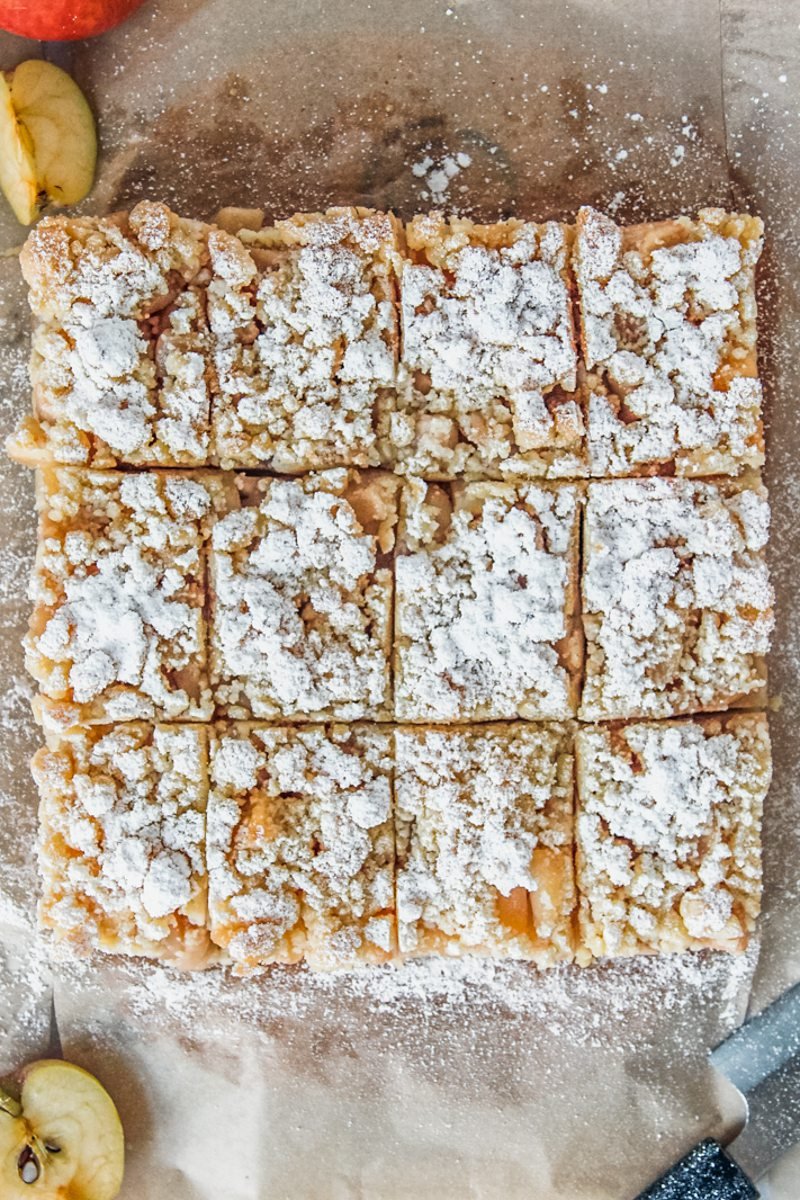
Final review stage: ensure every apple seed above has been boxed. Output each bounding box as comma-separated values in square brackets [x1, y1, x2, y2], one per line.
[17, 1144, 40, 1183]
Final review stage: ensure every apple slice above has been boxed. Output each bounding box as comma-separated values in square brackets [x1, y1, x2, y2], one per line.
[0, 60, 97, 226]
[0, 1060, 124, 1199]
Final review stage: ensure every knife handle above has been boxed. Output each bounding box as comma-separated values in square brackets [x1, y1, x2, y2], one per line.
[634, 1138, 759, 1199]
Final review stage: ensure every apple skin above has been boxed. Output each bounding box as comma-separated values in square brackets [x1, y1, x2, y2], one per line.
[0, 0, 147, 41]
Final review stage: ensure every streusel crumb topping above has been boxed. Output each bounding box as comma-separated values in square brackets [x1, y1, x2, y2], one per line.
[395, 478, 581, 720]
[208, 208, 400, 471]
[390, 214, 583, 479]
[394, 724, 575, 962]
[210, 469, 398, 720]
[13, 202, 214, 466]
[28, 468, 232, 732]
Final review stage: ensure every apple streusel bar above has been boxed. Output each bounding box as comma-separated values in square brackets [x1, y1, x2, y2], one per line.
[575, 715, 770, 959]
[208, 207, 402, 471]
[209, 468, 399, 721]
[579, 475, 773, 720]
[207, 723, 395, 972]
[394, 723, 576, 963]
[28, 466, 235, 736]
[394, 478, 583, 721]
[388, 214, 585, 480]
[574, 207, 764, 478]
[34, 722, 212, 968]
[9, 201, 215, 468]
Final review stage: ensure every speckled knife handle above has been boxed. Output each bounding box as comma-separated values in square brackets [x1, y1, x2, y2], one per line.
[635, 1139, 759, 1199]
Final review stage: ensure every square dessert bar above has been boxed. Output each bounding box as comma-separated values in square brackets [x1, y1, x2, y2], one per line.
[394, 724, 576, 962]
[207, 207, 402, 471]
[580, 476, 773, 720]
[209, 468, 399, 721]
[394, 478, 583, 720]
[34, 722, 211, 968]
[390, 214, 584, 480]
[575, 715, 770, 959]
[207, 723, 395, 971]
[574, 207, 764, 478]
[9, 202, 215, 468]
[28, 467, 236, 736]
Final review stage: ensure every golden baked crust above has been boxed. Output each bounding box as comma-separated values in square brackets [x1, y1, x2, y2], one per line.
[575, 715, 770, 960]
[207, 722, 395, 972]
[394, 723, 576, 963]
[34, 722, 212, 969]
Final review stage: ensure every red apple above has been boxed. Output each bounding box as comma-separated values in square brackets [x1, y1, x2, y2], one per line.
[0, 0, 146, 41]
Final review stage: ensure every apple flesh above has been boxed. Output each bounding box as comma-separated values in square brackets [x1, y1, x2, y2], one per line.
[0, 1060, 124, 1199]
[0, 60, 96, 225]
[0, 0, 146, 41]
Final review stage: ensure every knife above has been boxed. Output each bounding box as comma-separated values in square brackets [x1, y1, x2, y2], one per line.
[635, 979, 800, 1199]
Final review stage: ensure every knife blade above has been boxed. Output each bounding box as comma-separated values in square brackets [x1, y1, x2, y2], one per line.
[635, 979, 800, 1199]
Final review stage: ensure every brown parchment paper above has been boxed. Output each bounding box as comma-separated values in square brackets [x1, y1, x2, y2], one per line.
[0, 2, 798, 1197]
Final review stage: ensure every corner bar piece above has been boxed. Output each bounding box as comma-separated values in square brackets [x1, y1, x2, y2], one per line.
[34, 722, 212, 968]
[9, 202, 215, 468]
[575, 715, 770, 960]
[574, 206, 764, 478]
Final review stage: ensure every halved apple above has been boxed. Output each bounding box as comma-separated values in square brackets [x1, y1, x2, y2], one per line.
[0, 60, 97, 226]
[0, 1060, 124, 1199]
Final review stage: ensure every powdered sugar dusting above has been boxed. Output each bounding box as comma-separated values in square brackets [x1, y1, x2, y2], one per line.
[395, 724, 574, 962]
[208, 209, 399, 472]
[27, 469, 224, 732]
[391, 214, 584, 479]
[410, 148, 473, 206]
[207, 724, 394, 972]
[50, 941, 757, 1054]
[13, 203, 213, 466]
[35, 723, 210, 968]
